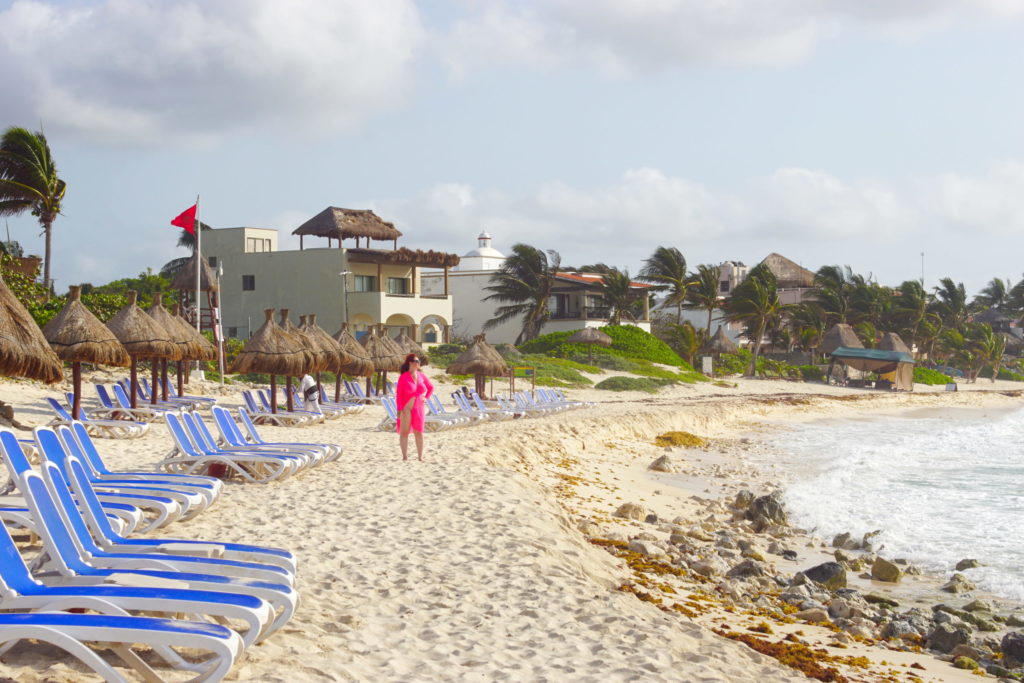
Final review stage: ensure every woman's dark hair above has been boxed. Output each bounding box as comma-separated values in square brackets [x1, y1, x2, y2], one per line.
[400, 353, 420, 374]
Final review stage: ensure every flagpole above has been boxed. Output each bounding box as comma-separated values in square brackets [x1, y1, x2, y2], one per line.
[194, 195, 201, 335]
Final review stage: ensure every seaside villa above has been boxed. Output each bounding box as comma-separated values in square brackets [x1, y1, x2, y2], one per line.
[421, 232, 653, 344]
[201, 207, 459, 343]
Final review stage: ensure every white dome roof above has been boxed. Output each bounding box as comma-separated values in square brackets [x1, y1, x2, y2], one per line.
[463, 245, 505, 259]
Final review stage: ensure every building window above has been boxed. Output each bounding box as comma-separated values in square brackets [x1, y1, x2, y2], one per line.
[227, 327, 237, 338]
[208, 256, 218, 268]
[242, 275, 255, 291]
[245, 237, 271, 253]
[387, 277, 409, 294]
[354, 275, 377, 292]
[719, 281, 730, 293]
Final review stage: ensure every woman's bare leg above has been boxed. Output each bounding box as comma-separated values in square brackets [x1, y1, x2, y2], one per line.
[414, 431, 424, 461]
[399, 420, 411, 460]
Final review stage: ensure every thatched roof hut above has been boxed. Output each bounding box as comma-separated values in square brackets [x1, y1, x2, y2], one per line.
[0, 271, 63, 384]
[820, 323, 863, 356]
[278, 310, 327, 374]
[446, 334, 508, 377]
[44, 286, 130, 367]
[704, 326, 738, 355]
[169, 252, 219, 292]
[228, 309, 309, 377]
[106, 291, 181, 361]
[147, 292, 205, 361]
[293, 207, 402, 244]
[877, 332, 912, 354]
[757, 253, 816, 289]
[332, 324, 375, 377]
[344, 247, 461, 269]
[393, 329, 429, 366]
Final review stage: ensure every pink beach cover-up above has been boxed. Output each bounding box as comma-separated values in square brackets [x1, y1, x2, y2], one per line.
[395, 371, 434, 433]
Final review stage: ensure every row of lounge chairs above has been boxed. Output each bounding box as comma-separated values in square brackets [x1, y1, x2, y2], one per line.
[0, 421, 300, 680]
[240, 387, 364, 428]
[376, 388, 591, 431]
[161, 406, 342, 483]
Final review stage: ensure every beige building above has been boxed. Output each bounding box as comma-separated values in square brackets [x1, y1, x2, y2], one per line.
[202, 208, 459, 342]
[421, 232, 653, 344]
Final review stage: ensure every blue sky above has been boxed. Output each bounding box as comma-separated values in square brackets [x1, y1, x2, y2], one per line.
[2, 0, 1023, 296]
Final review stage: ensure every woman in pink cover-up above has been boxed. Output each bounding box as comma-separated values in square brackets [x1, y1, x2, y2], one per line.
[396, 353, 433, 461]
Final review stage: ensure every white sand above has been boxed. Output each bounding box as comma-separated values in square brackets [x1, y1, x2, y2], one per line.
[0, 370, 1020, 681]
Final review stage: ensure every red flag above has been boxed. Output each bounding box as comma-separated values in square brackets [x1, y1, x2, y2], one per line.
[171, 203, 198, 234]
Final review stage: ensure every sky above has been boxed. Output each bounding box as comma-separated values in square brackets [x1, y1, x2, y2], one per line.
[2, 0, 1023, 297]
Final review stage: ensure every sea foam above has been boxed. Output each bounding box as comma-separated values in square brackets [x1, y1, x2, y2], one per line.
[764, 407, 1024, 601]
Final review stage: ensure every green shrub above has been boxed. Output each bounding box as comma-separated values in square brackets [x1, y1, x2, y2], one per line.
[594, 376, 675, 393]
[914, 367, 954, 385]
[978, 367, 1024, 381]
[798, 365, 826, 382]
[520, 355, 594, 388]
[630, 359, 709, 384]
[568, 352, 636, 372]
[716, 349, 752, 376]
[519, 325, 689, 368]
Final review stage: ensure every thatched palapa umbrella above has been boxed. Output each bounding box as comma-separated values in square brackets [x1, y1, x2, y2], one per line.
[701, 326, 738, 377]
[332, 323, 374, 400]
[168, 302, 218, 394]
[278, 309, 325, 411]
[147, 292, 206, 401]
[446, 334, 508, 398]
[43, 285, 130, 418]
[299, 314, 350, 402]
[228, 309, 308, 414]
[360, 326, 401, 395]
[567, 327, 612, 363]
[106, 291, 180, 408]
[394, 329, 429, 367]
[0, 271, 63, 428]
[819, 323, 863, 356]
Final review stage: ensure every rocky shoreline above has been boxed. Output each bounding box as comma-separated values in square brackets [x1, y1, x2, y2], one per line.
[578, 471, 1024, 681]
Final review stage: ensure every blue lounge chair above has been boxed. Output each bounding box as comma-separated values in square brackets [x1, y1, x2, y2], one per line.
[225, 407, 341, 463]
[159, 413, 297, 483]
[241, 390, 310, 427]
[46, 397, 149, 440]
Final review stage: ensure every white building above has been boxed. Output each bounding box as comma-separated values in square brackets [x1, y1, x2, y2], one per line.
[422, 232, 652, 344]
[202, 208, 459, 343]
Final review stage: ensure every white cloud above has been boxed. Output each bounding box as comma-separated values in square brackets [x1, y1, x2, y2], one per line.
[372, 162, 1024, 286]
[440, 0, 1024, 76]
[0, 0, 425, 144]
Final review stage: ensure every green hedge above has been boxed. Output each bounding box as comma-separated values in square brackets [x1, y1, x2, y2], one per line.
[594, 376, 676, 393]
[519, 325, 690, 368]
[914, 367, 954, 385]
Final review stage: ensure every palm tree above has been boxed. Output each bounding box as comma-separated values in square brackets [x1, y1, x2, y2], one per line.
[969, 323, 1006, 383]
[0, 127, 66, 290]
[596, 268, 644, 325]
[483, 244, 561, 344]
[788, 302, 827, 360]
[160, 221, 214, 279]
[722, 263, 782, 376]
[639, 246, 692, 324]
[891, 280, 931, 352]
[972, 277, 1008, 311]
[932, 278, 969, 331]
[665, 321, 705, 365]
[810, 265, 855, 325]
[684, 264, 721, 333]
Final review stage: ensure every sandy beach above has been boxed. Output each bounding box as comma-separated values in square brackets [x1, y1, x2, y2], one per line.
[1, 370, 1022, 682]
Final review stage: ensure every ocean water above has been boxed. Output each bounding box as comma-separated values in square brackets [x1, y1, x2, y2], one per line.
[762, 406, 1024, 602]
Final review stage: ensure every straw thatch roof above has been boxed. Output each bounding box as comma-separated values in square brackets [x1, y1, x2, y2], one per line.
[393, 329, 429, 366]
[228, 309, 310, 376]
[446, 334, 508, 377]
[332, 323, 375, 377]
[279, 310, 327, 374]
[877, 332, 911, 354]
[360, 327, 402, 372]
[106, 291, 181, 360]
[43, 285, 130, 367]
[299, 314, 350, 373]
[147, 292, 206, 361]
[347, 247, 461, 269]
[757, 253, 816, 289]
[0, 271, 63, 383]
[169, 252, 219, 292]
[567, 327, 612, 347]
[169, 303, 218, 361]
[379, 327, 408, 368]
[293, 207, 402, 242]
[704, 326, 738, 355]
[820, 323, 864, 356]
